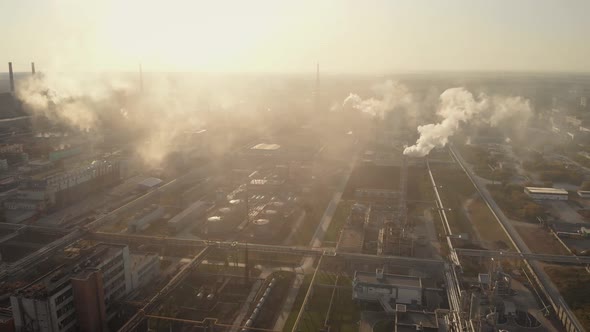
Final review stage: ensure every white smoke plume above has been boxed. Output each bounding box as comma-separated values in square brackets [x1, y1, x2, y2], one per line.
[403, 88, 532, 157]
[17, 73, 130, 131]
[15, 70, 292, 169]
[15, 71, 213, 167]
[342, 80, 413, 117]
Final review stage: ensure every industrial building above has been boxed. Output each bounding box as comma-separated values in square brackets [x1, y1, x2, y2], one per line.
[128, 205, 165, 233]
[524, 187, 569, 200]
[352, 269, 423, 311]
[10, 243, 137, 332]
[4, 159, 121, 216]
[167, 200, 212, 234]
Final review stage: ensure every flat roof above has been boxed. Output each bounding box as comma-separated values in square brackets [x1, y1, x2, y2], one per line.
[131, 253, 159, 269]
[167, 200, 210, 225]
[251, 143, 281, 151]
[138, 177, 163, 188]
[525, 187, 568, 195]
[354, 271, 421, 288]
[18, 243, 127, 299]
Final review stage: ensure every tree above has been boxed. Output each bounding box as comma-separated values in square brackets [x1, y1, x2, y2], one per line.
[523, 203, 544, 221]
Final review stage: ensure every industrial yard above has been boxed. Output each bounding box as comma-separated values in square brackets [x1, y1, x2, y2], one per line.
[1, 53, 590, 332]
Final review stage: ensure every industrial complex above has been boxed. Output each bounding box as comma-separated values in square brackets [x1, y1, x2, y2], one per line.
[0, 60, 589, 332]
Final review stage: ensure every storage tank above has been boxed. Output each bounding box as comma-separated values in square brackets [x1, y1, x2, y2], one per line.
[252, 219, 273, 238]
[262, 209, 279, 221]
[268, 201, 285, 209]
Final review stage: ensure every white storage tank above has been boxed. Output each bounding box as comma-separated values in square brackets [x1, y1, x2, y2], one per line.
[262, 209, 281, 222]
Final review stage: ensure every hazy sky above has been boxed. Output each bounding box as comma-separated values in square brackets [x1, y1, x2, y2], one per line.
[1, 0, 589, 74]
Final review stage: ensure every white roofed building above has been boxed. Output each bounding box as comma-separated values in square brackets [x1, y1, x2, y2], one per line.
[524, 187, 568, 200]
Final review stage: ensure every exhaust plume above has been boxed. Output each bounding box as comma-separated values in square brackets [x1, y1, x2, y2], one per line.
[342, 80, 412, 117]
[15, 70, 287, 169]
[403, 88, 532, 157]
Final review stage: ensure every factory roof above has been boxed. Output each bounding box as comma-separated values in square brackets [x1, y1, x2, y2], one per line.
[354, 271, 422, 288]
[251, 143, 281, 151]
[524, 187, 568, 195]
[17, 243, 128, 299]
[167, 200, 211, 225]
[130, 252, 159, 269]
[138, 177, 163, 188]
[249, 179, 284, 186]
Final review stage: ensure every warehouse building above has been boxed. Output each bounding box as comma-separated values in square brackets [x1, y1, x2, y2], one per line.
[167, 200, 212, 234]
[352, 269, 423, 311]
[524, 187, 569, 200]
[128, 205, 165, 233]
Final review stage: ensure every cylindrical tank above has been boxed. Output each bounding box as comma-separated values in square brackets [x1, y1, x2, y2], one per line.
[262, 209, 278, 221]
[252, 219, 272, 238]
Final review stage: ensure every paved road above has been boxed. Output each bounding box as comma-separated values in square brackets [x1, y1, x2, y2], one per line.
[450, 144, 585, 332]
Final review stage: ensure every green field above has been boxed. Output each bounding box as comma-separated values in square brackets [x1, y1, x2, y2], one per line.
[323, 200, 354, 244]
[283, 272, 359, 332]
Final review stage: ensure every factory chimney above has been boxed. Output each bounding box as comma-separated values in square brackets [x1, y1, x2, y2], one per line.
[8, 62, 15, 93]
[31, 62, 36, 75]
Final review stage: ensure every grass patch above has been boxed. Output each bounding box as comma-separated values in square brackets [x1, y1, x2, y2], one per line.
[466, 197, 513, 250]
[545, 266, 590, 330]
[432, 166, 477, 238]
[284, 273, 360, 332]
[283, 275, 313, 331]
[487, 184, 545, 222]
[323, 200, 354, 243]
[373, 320, 393, 332]
[291, 186, 335, 246]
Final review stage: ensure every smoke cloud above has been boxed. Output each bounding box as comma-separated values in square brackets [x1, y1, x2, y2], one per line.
[15, 71, 225, 168]
[342, 80, 413, 117]
[403, 88, 532, 157]
[16, 73, 130, 131]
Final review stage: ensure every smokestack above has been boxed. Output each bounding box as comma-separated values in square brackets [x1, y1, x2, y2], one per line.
[8, 62, 15, 93]
[31, 62, 36, 75]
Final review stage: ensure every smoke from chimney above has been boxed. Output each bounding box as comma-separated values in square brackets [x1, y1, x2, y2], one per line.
[342, 80, 413, 117]
[403, 88, 532, 157]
